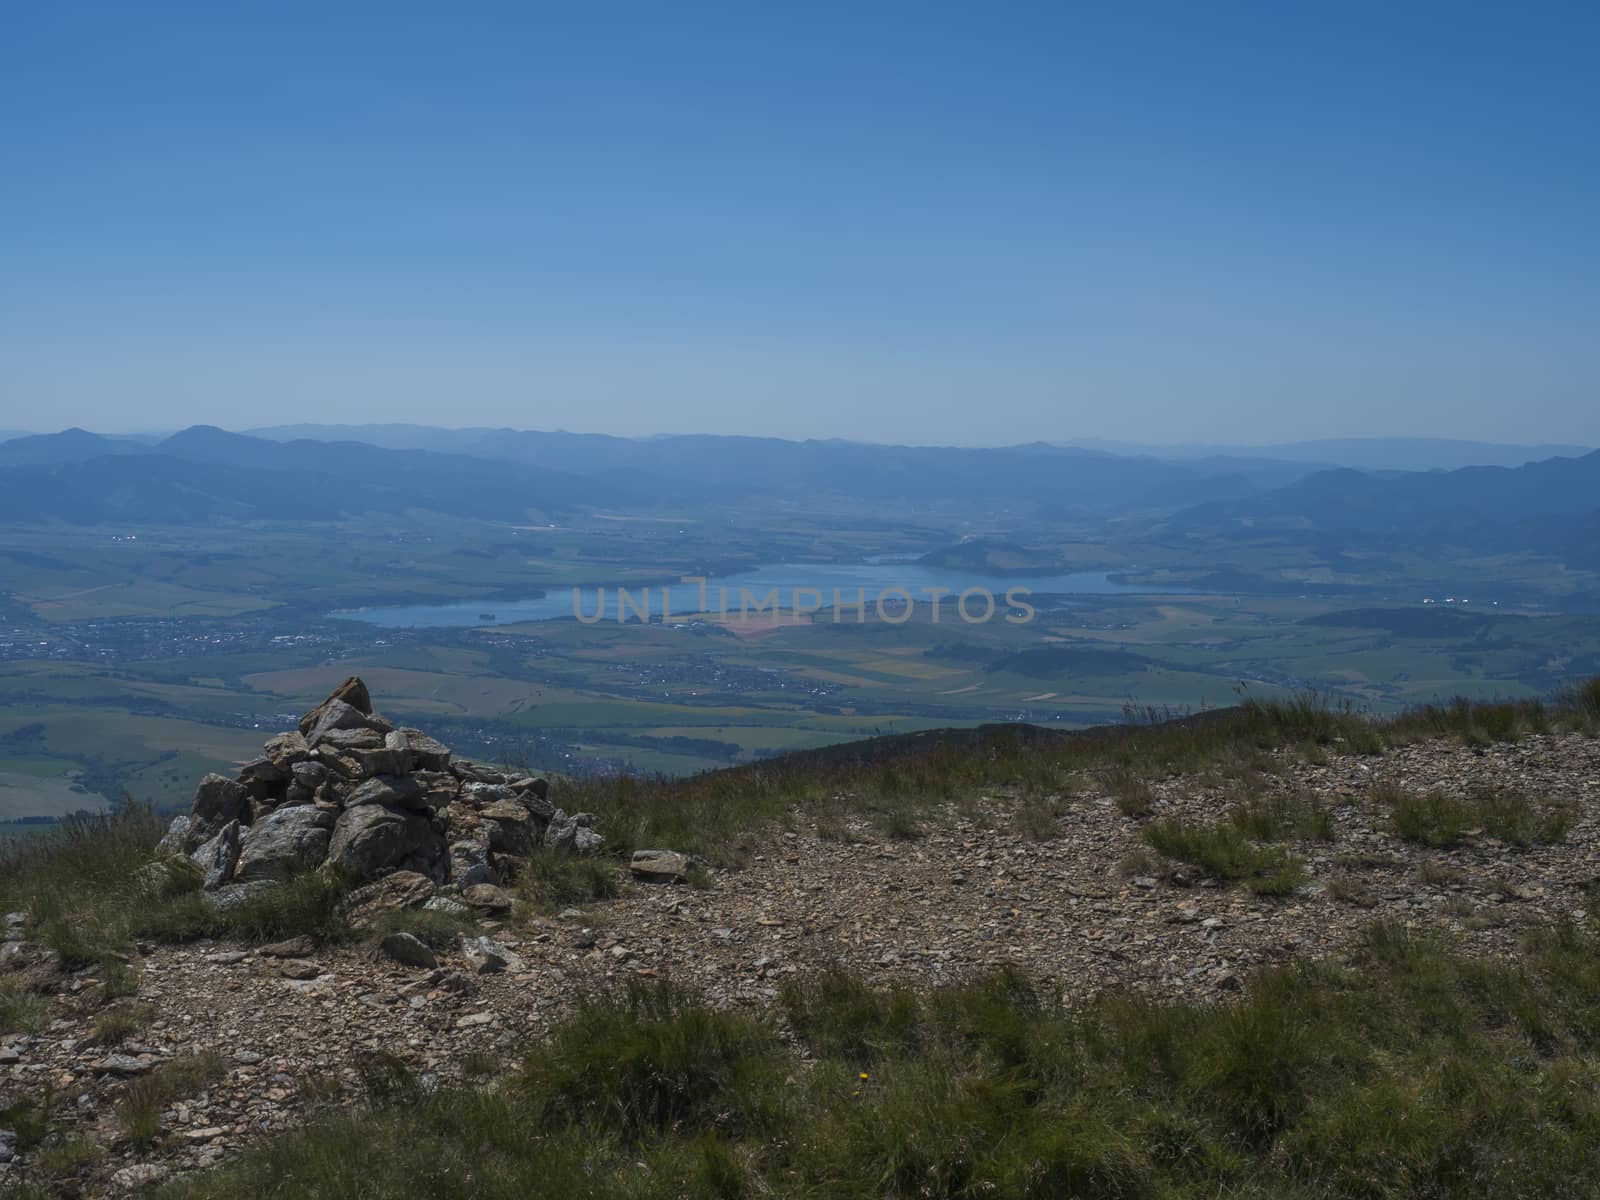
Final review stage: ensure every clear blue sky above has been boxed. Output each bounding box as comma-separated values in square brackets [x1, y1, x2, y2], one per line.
[2, 1, 1596, 445]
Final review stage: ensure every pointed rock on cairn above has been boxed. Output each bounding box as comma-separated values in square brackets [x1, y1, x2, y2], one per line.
[156, 677, 600, 910]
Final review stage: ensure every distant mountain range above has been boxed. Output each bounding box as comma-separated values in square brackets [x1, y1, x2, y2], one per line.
[241, 423, 1318, 510]
[0, 424, 1318, 522]
[1068, 436, 1593, 472]
[0, 427, 601, 524]
[2, 427, 1597, 574]
[1166, 450, 1600, 565]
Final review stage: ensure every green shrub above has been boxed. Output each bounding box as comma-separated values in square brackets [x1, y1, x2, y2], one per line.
[1379, 782, 1569, 848]
[1384, 785, 1472, 847]
[517, 980, 785, 1140]
[0, 985, 47, 1036]
[117, 1050, 228, 1144]
[369, 905, 473, 950]
[514, 851, 621, 910]
[1143, 819, 1307, 894]
[781, 970, 922, 1062]
[1228, 789, 1335, 842]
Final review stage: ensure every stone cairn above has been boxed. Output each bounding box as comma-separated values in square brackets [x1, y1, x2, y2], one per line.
[157, 677, 601, 914]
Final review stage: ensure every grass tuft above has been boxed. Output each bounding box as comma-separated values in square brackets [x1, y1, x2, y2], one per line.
[516, 978, 784, 1140]
[1143, 818, 1307, 894]
[513, 850, 622, 911]
[116, 1049, 229, 1144]
[1378, 781, 1571, 848]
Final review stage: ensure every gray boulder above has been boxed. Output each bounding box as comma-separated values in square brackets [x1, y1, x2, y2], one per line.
[192, 774, 246, 826]
[297, 676, 376, 734]
[291, 760, 329, 789]
[341, 870, 436, 927]
[413, 771, 461, 808]
[201, 880, 277, 912]
[346, 775, 427, 809]
[190, 819, 241, 890]
[263, 730, 311, 768]
[518, 789, 555, 821]
[351, 737, 412, 777]
[480, 799, 538, 855]
[462, 884, 514, 913]
[460, 781, 518, 805]
[510, 776, 550, 800]
[236, 757, 289, 801]
[547, 810, 602, 854]
[401, 729, 452, 772]
[449, 834, 496, 888]
[312, 726, 386, 753]
[328, 803, 446, 884]
[235, 806, 334, 882]
[305, 698, 392, 748]
[156, 814, 197, 856]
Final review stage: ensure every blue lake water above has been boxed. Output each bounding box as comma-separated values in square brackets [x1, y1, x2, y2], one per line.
[331, 564, 1181, 629]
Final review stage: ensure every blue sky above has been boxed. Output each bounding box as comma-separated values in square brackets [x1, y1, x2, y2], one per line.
[1, 1, 1596, 445]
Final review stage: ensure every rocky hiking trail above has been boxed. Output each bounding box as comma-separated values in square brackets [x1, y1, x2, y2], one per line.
[3, 684, 1599, 1195]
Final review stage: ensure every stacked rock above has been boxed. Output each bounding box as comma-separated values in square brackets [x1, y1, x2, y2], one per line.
[156, 678, 601, 909]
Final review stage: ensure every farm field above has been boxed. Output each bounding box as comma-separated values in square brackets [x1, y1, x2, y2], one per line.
[3, 518, 1598, 835]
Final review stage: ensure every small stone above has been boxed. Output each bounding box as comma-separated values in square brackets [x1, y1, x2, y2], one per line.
[276, 959, 322, 981]
[461, 884, 513, 913]
[94, 1053, 152, 1075]
[462, 935, 520, 974]
[456, 1011, 495, 1028]
[630, 849, 693, 883]
[110, 1163, 170, 1189]
[381, 932, 439, 969]
[257, 935, 314, 959]
[342, 871, 436, 928]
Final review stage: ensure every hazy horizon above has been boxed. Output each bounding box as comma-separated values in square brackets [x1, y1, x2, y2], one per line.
[3, 3, 1597, 446]
[0, 421, 1594, 458]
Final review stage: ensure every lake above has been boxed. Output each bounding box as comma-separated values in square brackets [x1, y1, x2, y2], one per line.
[330, 563, 1180, 629]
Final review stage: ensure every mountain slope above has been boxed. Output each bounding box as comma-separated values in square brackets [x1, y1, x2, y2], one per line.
[0, 428, 155, 467]
[248, 424, 1320, 512]
[1072, 436, 1594, 471]
[1168, 451, 1600, 561]
[0, 427, 618, 525]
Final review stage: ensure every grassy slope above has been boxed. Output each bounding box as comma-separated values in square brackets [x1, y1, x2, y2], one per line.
[141, 922, 1600, 1200]
[3, 682, 1599, 1198]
